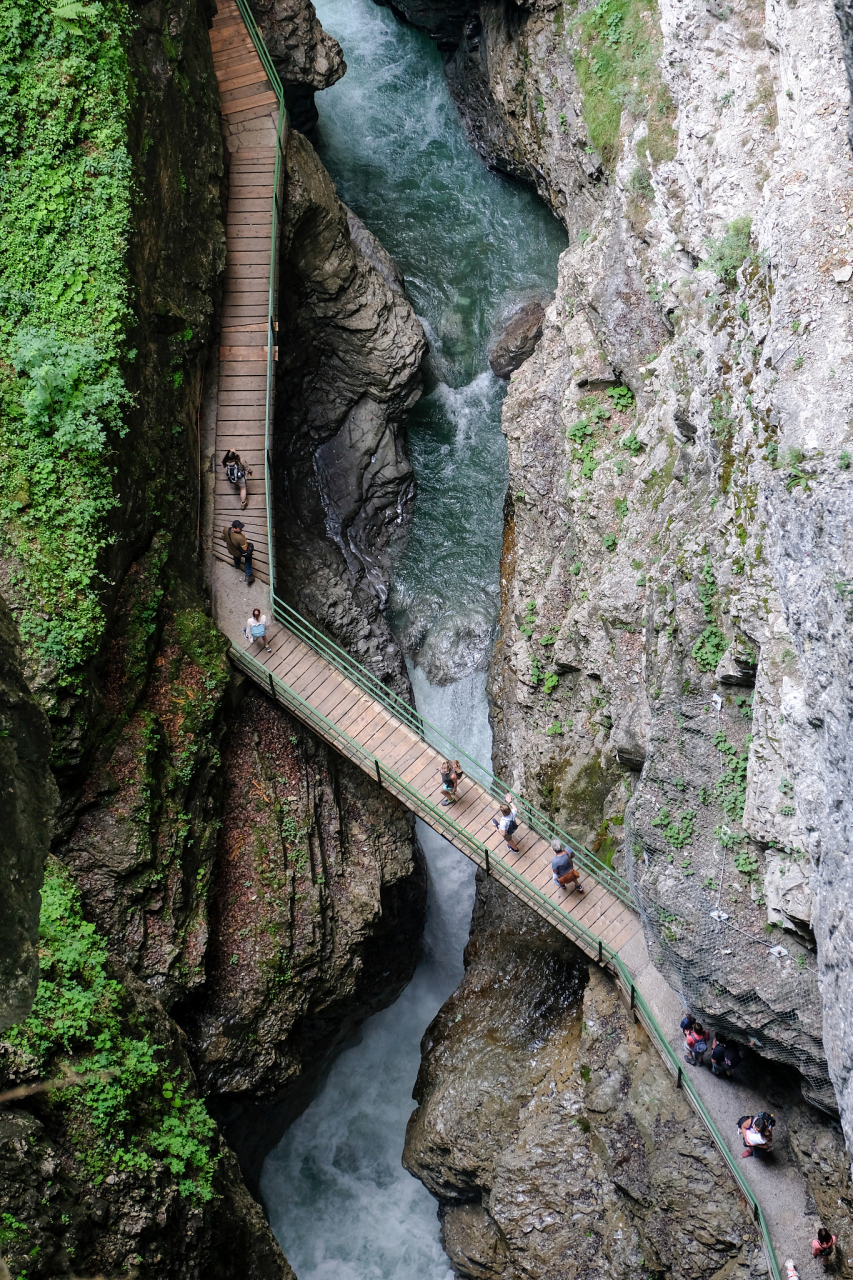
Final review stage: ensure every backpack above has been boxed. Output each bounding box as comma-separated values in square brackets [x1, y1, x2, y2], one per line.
[225, 461, 243, 485]
[250, 622, 266, 638]
[504, 816, 518, 836]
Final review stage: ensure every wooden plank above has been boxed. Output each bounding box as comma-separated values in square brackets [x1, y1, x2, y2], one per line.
[223, 92, 279, 118]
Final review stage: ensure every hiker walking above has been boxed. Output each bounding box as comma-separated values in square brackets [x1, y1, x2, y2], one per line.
[222, 449, 252, 509]
[684, 1022, 708, 1066]
[738, 1112, 774, 1158]
[812, 1228, 837, 1267]
[244, 607, 271, 652]
[438, 760, 460, 807]
[710, 1034, 741, 1078]
[550, 839, 584, 893]
[680, 1013, 696, 1041]
[492, 794, 520, 852]
[222, 519, 254, 584]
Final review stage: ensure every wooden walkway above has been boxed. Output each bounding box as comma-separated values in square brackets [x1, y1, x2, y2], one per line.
[234, 623, 640, 957]
[210, 0, 283, 587]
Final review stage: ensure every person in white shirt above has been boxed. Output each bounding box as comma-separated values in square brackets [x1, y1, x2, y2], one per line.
[491, 793, 520, 852]
[244, 608, 270, 652]
[738, 1113, 773, 1158]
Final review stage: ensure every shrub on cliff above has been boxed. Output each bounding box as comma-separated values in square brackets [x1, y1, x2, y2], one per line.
[702, 216, 754, 287]
[4, 861, 219, 1201]
[0, 0, 134, 686]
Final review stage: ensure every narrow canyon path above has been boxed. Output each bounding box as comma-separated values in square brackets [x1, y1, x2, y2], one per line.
[205, 5, 829, 1279]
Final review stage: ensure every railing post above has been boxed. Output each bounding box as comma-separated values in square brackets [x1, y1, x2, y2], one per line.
[375, 758, 381, 785]
[676, 1066, 683, 1089]
[268, 673, 275, 700]
[630, 984, 635, 1009]
[598, 940, 602, 964]
[753, 1203, 759, 1223]
[485, 847, 490, 877]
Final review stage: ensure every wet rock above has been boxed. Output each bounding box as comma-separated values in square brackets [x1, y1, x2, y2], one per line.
[247, 0, 345, 135]
[273, 129, 427, 691]
[488, 298, 545, 379]
[404, 874, 761, 1280]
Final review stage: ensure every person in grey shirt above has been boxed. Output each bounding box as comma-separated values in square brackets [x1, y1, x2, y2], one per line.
[551, 839, 583, 893]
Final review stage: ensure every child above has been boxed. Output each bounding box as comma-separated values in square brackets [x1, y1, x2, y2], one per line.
[812, 1227, 836, 1267]
[492, 794, 520, 852]
[684, 1022, 708, 1065]
[243, 608, 270, 652]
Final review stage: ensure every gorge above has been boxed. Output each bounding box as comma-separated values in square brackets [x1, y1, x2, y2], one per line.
[1, 0, 853, 1278]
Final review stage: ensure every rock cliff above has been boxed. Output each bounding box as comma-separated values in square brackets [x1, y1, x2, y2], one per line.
[390, 0, 853, 1145]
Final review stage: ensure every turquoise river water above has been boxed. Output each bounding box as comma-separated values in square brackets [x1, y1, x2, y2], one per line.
[259, 3, 566, 1276]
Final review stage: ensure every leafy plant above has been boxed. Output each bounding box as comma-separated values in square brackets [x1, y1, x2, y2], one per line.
[839, 450, 851, 470]
[714, 730, 751, 823]
[651, 806, 696, 848]
[702, 215, 753, 286]
[607, 384, 635, 412]
[543, 672, 559, 695]
[622, 432, 643, 456]
[692, 558, 728, 671]
[614, 497, 628, 518]
[0, 0, 136, 685]
[602, 532, 618, 551]
[8, 863, 219, 1200]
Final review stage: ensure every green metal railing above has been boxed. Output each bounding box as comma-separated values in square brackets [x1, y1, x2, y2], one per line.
[221, 10, 781, 1276]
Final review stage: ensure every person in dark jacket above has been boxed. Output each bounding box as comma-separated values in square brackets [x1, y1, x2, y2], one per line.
[710, 1034, 741, 1078]
[222, 449, 253, 509]
[222, 519, 254, 583]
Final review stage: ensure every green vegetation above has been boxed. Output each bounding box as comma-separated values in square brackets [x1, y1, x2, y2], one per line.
[8, 863, 219, 1200]
[839, 450, 851, 470]
[606, 384, 635, 412]
[651, 805, 696, 849]
[701, 216, 753, 286]
[0, 1, 136, 686]
[572, 0, 675, 169]
[714, 730, 751, 824]
[622, 432, 643, 455]
[520, 599, 537, 638]
[602, 532, 618, 551]
[691, 558, 728, 672]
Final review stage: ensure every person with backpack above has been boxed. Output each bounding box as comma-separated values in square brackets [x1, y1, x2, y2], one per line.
[492, 794, 520, 852]
[680, 1013, 696, 1041]
[243, 608, 271, 652]
[222, 519, 254, 584]
[812, 1227, 837, 1266]
[684, 1022, 708, 1065]
[710, 1034, 741, 1078]
[738, 1112, 774, 1158]
[222, 449, 252, 509]
[438, 760, 460, 806]
[550, 839, 584, 892]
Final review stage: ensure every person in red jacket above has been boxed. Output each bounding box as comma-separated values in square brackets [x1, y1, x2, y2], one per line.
[684, 1022, 708, 1065]
[812, 1227, 837, 1266]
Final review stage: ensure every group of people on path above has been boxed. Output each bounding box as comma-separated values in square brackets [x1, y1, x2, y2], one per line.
[221, 451, 256, 585]
[681, 1014, 743, 1078]
[436, 765, 583, 893]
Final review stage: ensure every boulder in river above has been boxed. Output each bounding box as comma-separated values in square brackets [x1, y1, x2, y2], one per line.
[487, 298, 545, 378]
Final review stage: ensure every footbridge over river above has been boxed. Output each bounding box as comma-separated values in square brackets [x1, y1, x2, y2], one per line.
[204, 6, 816, 1276]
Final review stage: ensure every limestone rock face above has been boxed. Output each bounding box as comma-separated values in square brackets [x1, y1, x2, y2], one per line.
[273, 128, 427, 694]
[404, 875, 765, 1280]
[0, 594, 56, 1031]
[415, 0, 853, 1142]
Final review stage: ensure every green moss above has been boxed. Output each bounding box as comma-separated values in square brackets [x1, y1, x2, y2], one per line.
[573, 0, 675, 169]
[0, 1, 137, 687]
[6, 862, 219, 1200]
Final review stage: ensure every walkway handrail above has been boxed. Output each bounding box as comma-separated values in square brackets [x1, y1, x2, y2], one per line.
[267, 590, 635, 907]
[229, 646, 781, 1280]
